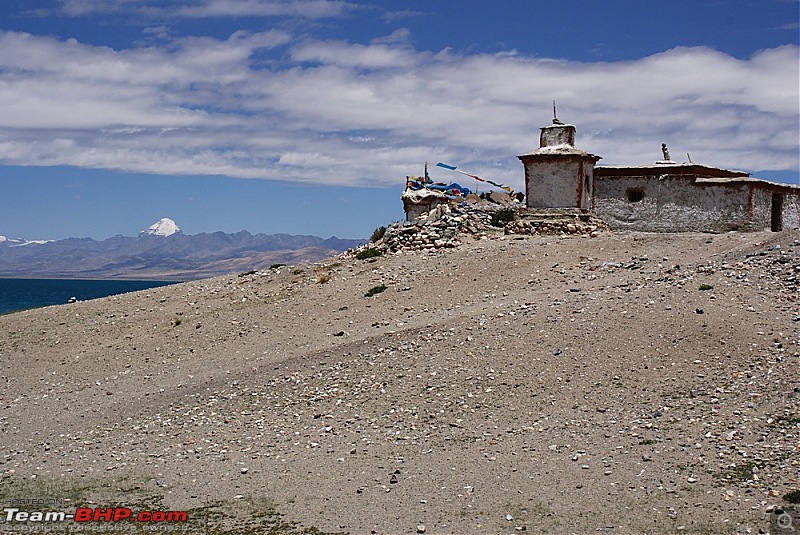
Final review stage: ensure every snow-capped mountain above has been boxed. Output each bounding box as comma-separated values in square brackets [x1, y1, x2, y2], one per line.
[0, 221, 363, 280]
[139, 218, 182, 237]
[0, 235, 52, 247]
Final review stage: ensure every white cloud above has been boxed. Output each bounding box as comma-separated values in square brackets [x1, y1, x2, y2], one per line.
[290, 39, 420, 69]
[58, 0, 356, 19]
[175, 0, 356, 19]
[0, 29, 796, 192]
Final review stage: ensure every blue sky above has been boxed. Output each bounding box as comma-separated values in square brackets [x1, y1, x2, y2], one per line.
[1, 0, 798, 240]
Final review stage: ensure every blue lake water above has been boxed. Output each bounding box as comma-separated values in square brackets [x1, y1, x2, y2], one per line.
[0, 278, 180, 315]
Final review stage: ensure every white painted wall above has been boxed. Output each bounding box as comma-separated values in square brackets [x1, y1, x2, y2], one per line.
[782, 193, 800, 229]
[753, 188, 800, 230]
[594, 176, 758, 232]
[540, 124, 575, 147]
[524, 158, 593, 209]
[526, 159, 577, 208]
[404, 199, 442, 221]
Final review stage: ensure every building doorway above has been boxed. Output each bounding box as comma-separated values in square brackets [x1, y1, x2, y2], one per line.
[771, 193, 783, 232]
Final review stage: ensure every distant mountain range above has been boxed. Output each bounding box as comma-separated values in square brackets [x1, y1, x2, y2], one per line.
[0, 218, 364, 280]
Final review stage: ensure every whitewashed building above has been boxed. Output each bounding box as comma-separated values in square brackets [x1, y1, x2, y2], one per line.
[593, 163, 798, 232]
[518, 117, 799, 232]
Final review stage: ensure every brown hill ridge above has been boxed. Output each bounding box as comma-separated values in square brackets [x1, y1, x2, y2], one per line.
[1, 228, 798, 534]
[0, 230, 363, 280]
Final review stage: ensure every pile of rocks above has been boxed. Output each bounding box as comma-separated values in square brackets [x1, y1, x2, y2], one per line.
[360, 204, 613, 255]
[375, 203, 488, 252]
[503, 208, 610, 237]
[377, 220, 462, 252]
[372, 202, 516, 253]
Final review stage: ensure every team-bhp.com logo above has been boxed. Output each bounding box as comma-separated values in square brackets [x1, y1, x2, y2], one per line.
[4, 507, 188, 523]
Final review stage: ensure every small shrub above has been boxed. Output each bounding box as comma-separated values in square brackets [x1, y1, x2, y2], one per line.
[171, 317, 182, 327]
[699, 284, 714, 291]
[269, 263, 286, 269]
[785, 489, 800, 504]
[356, 248, 382, 260]
[317, 272, 332, 284]
[238, 270, 257, 277]
[370, 226, 387, 243]
[292, 268, 304, 275]
[365, 284, 387, 297]
[721, 461, 756, 483]
[490, 208, 515, 227]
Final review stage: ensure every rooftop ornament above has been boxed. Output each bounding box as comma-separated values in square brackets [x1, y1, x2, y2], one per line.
[657, 143, 677, 164]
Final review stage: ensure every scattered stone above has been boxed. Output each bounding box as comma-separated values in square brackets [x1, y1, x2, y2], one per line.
[1, 228, 796, 535]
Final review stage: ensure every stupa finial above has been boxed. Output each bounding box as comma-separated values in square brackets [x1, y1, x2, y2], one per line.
[552, 100, 562, 124]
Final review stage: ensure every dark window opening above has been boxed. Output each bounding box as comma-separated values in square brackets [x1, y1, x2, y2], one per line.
[626, 189, 645, 202]
[771, 193, 784, 232]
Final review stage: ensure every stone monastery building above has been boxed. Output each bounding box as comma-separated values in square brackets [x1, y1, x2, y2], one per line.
[518, 117, 799, 233]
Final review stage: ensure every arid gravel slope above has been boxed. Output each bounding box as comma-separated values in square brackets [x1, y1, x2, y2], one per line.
[1, 229, 798, 534]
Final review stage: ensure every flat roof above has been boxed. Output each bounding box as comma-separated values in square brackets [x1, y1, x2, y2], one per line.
[595, 162, 749, 179]
[595, 163, 799, 192]
[695, 176, 800, 192]
[518, 144, 601, 159]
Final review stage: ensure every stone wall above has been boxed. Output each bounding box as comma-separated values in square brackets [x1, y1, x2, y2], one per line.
[594, 176, 757, 232]
[504, 208, 609, 237]
[751, 187, 772, 230]
[782, 192, 800, 229]
[752, 187, 800, 231]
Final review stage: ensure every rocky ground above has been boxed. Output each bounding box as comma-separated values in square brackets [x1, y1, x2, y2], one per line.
[1, 227, 798, 534]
